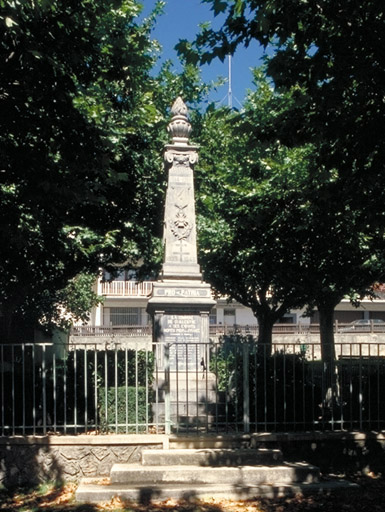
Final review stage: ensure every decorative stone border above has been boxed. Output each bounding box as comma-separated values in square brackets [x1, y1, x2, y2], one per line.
[0, 434, 167, 487]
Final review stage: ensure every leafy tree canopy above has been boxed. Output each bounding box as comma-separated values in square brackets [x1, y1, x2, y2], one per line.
[185, 1, 385, 358]
[0, 0, 209, 338]
[180, 1, 385, 208]
[195, 68, 381, 357]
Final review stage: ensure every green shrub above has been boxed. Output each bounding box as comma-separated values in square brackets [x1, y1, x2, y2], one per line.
[99, 386, 153, 433]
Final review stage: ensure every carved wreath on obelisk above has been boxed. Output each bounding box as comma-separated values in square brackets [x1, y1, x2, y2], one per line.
[169, 187, 193, 241]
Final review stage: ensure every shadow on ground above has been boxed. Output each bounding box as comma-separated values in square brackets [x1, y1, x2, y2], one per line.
[0, 475, 384, 512]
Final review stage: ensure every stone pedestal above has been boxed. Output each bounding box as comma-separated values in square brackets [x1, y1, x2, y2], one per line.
[148, 280, 214, 371]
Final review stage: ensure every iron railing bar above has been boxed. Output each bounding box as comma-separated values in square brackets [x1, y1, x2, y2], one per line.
[114, 347, 118, 434]
[22, 344, 26, 435]
[104, 348, 108, 430]
[195, 343, 199, 431]
[205, 343, 209, 433]
[32, 345, 36, 435]
[301, 346, 305, 429]
[311, 343, 315, 429]
[214, 343, 219, 434]
[224, 346, 229, 433]
[94, 347, 98, 432]
[175, 343, 179, 434]
[53, 349, 57, 433]
[292, 344, 296, 430]
[1, 345, 4, 436]
[366, 343, 370, 429]
[359, 343, 363, 430]
[135, 344, 139, 434]
[154, 344, 159, 433]
[263, 344, 267, 431]
[243, 341, 250, 434]
[84, 346, 88, 433]
[349, 343, 353, 431]
[145, 349, 149, 433]
[254, 348, 258, 432]
[42, 344, 47, 435]
[283, 345, 286, 429]
[125, 347, 128, 434]
[74, 348, 78, 435]
[11, 345, 15, 435]
[63, 345, 67, 434]
[234, 343, 239, 433]
[164, 343, 170, 435]
[273, 347, 277, 431]
[185, 343, 188, 433]
[377, 343, 380, 430]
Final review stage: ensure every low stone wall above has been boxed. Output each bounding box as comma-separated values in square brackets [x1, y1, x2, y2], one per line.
[1, 432, 385, 487]
[248, 431, 385, 476]
[0, 434, 168, 487]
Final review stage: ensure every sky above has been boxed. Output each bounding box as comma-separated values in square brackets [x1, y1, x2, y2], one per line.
[142, 0, 266, 106]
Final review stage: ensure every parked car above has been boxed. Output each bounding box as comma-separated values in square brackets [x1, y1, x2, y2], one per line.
[339, 319, 385, 332]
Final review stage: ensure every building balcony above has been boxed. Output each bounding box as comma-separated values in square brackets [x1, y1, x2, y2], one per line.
[101, 280, 153, 297]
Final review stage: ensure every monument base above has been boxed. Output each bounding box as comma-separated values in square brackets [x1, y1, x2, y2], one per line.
[152, 371, 221, 431]
[147, 280, 215, 372]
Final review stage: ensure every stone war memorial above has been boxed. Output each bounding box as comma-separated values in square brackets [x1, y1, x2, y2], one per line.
[147, 97, 216, 430]
[75, 99, 358, 504]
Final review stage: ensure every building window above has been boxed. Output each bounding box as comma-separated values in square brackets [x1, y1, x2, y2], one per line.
[103, 269, 137, 282]
[224, 308, 236, 325]
[104, 307, 141, 326]
[209, 308, 217, 325]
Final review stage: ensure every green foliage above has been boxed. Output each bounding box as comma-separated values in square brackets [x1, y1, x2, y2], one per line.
[195, 76, 318, 347]
[58, 348, 154, 430]
[65, 347, 154, 388]
[0, 0, 165, 338]
[194, 57, 383, 357]
[209, 343, 236, 392]
[39, 273, 102, 330]
[210, 337, 322, 430]
[0, 0, 211, 339]
[99, 386, 153, 433]
[209, 336, 385, 430]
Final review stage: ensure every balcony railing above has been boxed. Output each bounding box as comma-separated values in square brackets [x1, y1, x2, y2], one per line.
[70, 322, 385, 339]
[101, 281, 153, 297]
[71, 325, 152, 337]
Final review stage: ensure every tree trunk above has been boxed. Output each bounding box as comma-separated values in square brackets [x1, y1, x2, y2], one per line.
[318, 303, 336, 363]
[317, 302, 339, 416]
[256, 311, 275, 359]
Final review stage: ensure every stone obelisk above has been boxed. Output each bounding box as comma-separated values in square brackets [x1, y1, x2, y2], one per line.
[147, 97, 215, 371]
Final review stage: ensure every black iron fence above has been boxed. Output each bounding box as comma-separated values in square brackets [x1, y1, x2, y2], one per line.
[1, 339, 385, 435]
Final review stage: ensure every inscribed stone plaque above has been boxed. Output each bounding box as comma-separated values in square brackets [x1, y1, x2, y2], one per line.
[162, 314, 203, 370]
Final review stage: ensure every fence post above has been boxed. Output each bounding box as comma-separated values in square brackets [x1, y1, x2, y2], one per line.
[243, 342, 250, 433]
[164, 344, 171, 435]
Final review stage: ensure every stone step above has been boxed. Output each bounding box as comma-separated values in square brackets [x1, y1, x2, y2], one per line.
[153, 402, 219, 415]
[76, 479, 359, 504]
[141, 448, 283, 466]
[156, 392, 219, 402]
[110, 462, 320, 485]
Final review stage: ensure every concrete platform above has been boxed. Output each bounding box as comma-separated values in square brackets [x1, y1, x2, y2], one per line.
[76, 479, 360, 503]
